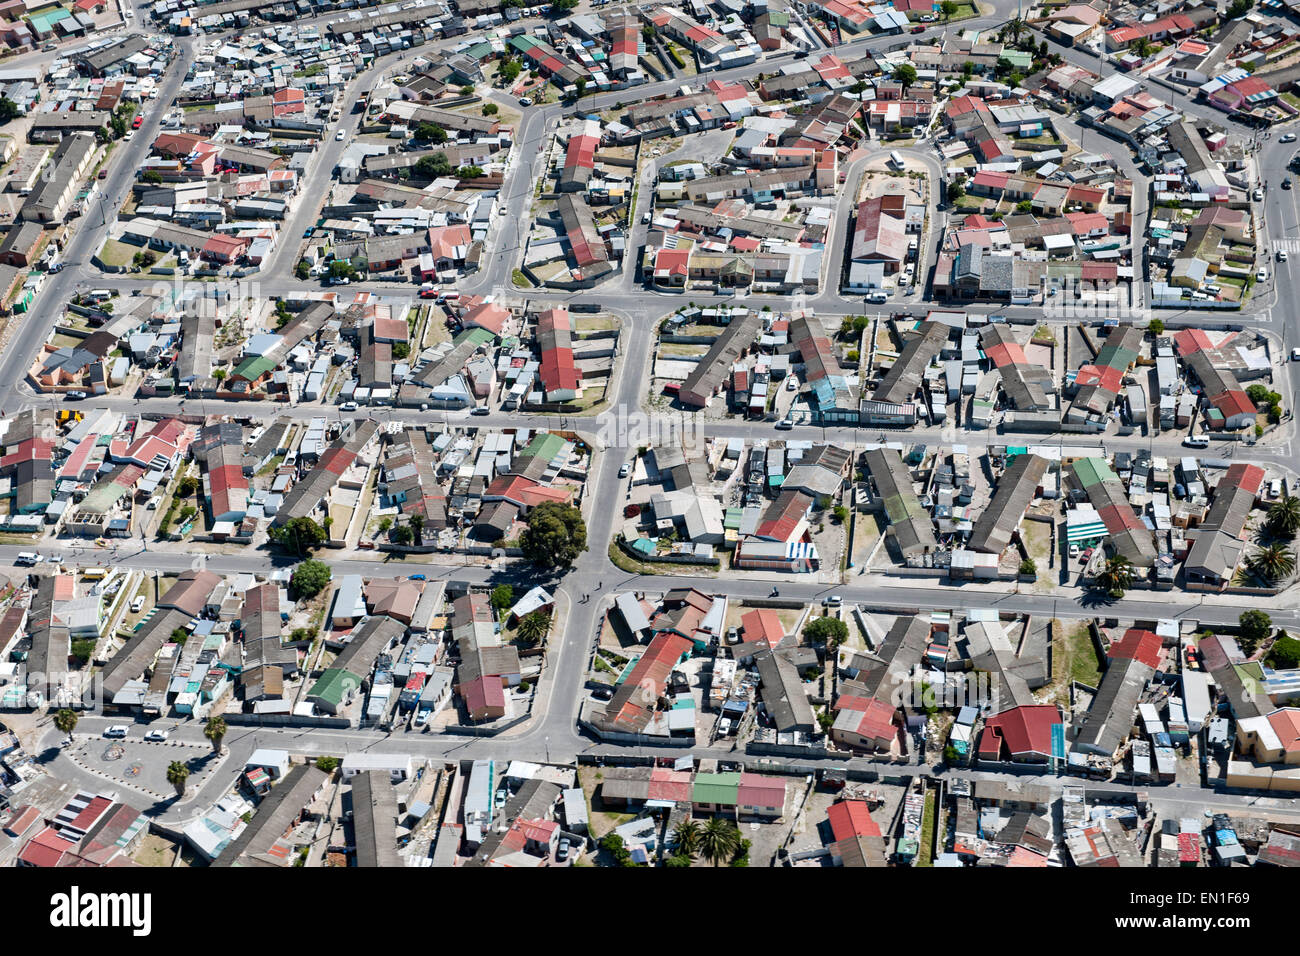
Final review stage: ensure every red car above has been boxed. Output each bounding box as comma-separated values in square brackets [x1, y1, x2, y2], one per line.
[910, 24, 925, 33]
[132, 114, 143, 129]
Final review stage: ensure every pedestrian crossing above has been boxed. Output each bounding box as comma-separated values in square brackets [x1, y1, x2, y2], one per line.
[1273, 238, 1300, 252]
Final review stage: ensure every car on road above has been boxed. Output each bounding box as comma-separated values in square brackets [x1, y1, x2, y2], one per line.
[123, 131, 133, 141]
[1279, 250, 1289, 262]
[910, 23, 925, 32]
[786, 376, 797, 390]
[130, 596, 145, 613]
[49, 262, 63, 273]
[1285, 179, 1294, 190]
[1080, 547, 1093, 563]
[775, 418, 794, 429]
[339, 401, 358, 412]
[132, 114, 143, 130]
[518, 96, 533, 106]
[98, 168, 108, 179]
[144, 730, 169, 742]
[408, 574, 426, 581]
[618, 462, 630, 478]
[103, 726, 129, 738]
[1292, 347, 1300, 361]
[822, 595, 843, 606]
[335, 129, 345, 140]
[470, 406, 490, 416]
[1254, 188, 1264, 201]
[1183, 434, 1210, 448]
[65, 391, 87, 401]
[1284, 133, 1298, 143]
[48, 555, 63, 566]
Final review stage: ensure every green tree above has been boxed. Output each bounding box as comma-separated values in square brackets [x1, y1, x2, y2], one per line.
[1148, 318, 1164, 335]
[552, 0, 578, 9]
[499, 58, 521, 83]
[600, 832, 632, 865]
[295, 260, 311, 280]
[291, 558, 332, 599]
[415, 153, 452, 179]
[665, 851, 691, 867]
[804, 615, 848, 647]
[1019, 557, 1037, 576]
[328, 260, 358, 280]
[699, 818, 741, 866]
[142, 169, 163, 185]
[394, 524, 415, 545]
[947, 180, 965, 203]
[940, 0, 957, 21]
[378, 516, 393, 533]
[204, 715, 227, 755]
[1268, 634, 1300, 669]
[894, 63, 917, 92]
[392, 342, 410, 360]
[672, 820, 702, 859]
[574, 77, 587, 100]
[1248, 543, 1296, 584]
[0, 97, 18, 123]
[410, 513, 425, 547]
[54, 708, 78, 736]
[482, 103, 499, 116]
[832, 504, 848, 523]
[1268, 495, 1300, 540]
[1096, 554, 1133, 599]
[177, 475, 198, 497]
[316, 756, 340, 773]
[516, 611, 551, 647]
[414, 123, 447, 143]
[455, 165, 485, 180]
[1228, 0, 1253, 18]
[459, 84, 475, 96]
[1240, 609, 1273, 651]
[167, 761, 190, 798]
[275, 516, 327, 556]
[490, 584, 514, 612]
[520, 502, 587, 569]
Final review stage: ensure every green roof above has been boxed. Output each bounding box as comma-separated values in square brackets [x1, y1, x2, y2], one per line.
[692, 771, 741, 806]
[234, 354, 277, 382]
[1071, 457, 1114, 489]
[521, 431, 565, 462]
[308, 668, 362, 708]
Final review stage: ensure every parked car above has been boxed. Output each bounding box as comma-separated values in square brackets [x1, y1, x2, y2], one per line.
[518, 96, 533, 106]
[144, 730, 169, 742]
[65, 391, 87, 401]
[409, 574, 426, 581]
[130, 596, 145, 613]
[1285, 179, 1293, 190]
[1183, 434, 1210, 448]
[618, 462, 630, 478]
[557, 838, 571, 862]
[1253, 187, 1264, 201]
[1291, 347, 1300, 361]
[103, 726, 129, 738]
[48, 555, 63, 565]
[775, 418, 794, 429]
[132, 114, 143, 130]
[339, 401, 358, 412]
[822, 595, 843, 606]
[470, 406, 490, 416]
[592, 686, 614, 700]
[786, 377, 797, 390]
[335, 129, 345, 140]
[1284, 133, 1298, 143]
[1069, 544, 1080, 559]
[1257, 268, 1269, 282]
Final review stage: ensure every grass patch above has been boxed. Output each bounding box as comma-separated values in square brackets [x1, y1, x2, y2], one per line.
[1056, 622, 1102, 688]
[917, 790, 936, 867]
[511, 268, 533, 288]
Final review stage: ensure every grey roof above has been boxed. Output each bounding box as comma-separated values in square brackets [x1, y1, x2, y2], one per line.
[678, 311, 763, 407]
[1070, 655, 1152, 757]
[212, 764, 329, 867]
[875, 320, 948, 405]
[351, 770, 402, 868]
[969, 454, 1047, 554]
[753, 645, 816, 734]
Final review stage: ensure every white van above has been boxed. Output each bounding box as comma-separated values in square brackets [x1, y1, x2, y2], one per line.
[15, 552, 40, 566]
[130, 596, 145, 614]
[888, 150, 905, 170]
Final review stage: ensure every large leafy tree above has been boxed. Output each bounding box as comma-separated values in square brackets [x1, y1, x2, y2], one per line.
[167, 761, 190, 799]
[204, 715, 227, 755]
[516, 611, 551, 647]
[520, 502, 587, 569]
[894, 62, 917, 93]
[275, 516, 327, 556]
[1267, 495, 1300, 540]
[54, 708, 78, 736]
[1240, 610, 1273, 652]
[1248, 543, 1296, 584]
[291, 559, 332, 599]
[699, 819, 741, 866]
[1096, 554, 1133, 599]
[490, 584, 514, 612]
[804, 616, 847, 647]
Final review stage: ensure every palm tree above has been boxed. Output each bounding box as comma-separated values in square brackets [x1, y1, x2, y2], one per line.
[1096, 554, 1133, 598]
[516, 611, 551, 647]
[1268, 495, 1300, 540]
[672, 820, 702, 858]
[53, 708, 77, 736]
[204, 715, 227, 755]
[699, 818, 741, 866]
[166, 761, 190, 799]
[1249, 543, 1297, 584]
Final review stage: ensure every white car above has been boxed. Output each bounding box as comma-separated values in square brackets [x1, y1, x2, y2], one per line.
[48, 555, 64, 565]
[1283, 133, 1298, 143]
[103, 725, 129, 738]
[822, 595, 843, 606]
[1253, 188, 1264, 201]
[775, 418, 794, 430]
[144, 730, 169, 742]
[130, 596, 145, 613]
[1183, 435, 1210, 448]
[339, 401, 359, 412]
[1291, 347, 1300, 361]
[618, 463, 630, 478]
[335, 129, 345, 141]
[1279, 250, 1290, 263]
[1257, 268, 1269, 282]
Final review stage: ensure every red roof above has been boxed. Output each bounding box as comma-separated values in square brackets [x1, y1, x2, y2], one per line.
[648, 768, 693, 802]
[827, 800, 880, 841]
[978, 705, 1061, 759]
[740, 608, 784, 647]
[1211, 389, 1256, 420]
[736, 772, 786, 810]
[564, 133, 598, 171]
[1109, 629, 1163, 669]
[846, 697, 896, 743]
[1223, 462, 1265, 496]
[1173, 328, 1213, 357]
[17, 826, 74, 868]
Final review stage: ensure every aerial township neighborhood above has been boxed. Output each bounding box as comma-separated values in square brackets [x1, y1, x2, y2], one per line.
[1, 0, 1300, 878]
